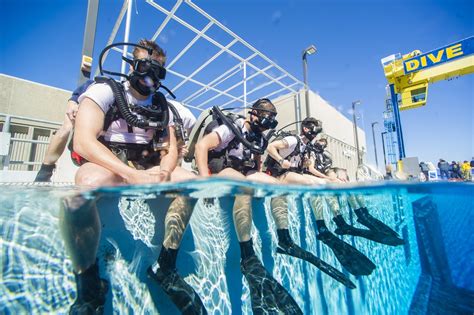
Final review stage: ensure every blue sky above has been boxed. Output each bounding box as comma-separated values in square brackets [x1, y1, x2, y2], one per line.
[1, 0, 473, 167]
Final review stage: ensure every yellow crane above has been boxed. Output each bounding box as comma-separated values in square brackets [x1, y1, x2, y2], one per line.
[380, 36, 473, 161]
[382, 36, 474, 110]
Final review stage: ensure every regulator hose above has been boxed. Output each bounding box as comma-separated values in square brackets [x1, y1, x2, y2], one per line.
[212, 106, 265, 155]
[101, 76, 169, 129]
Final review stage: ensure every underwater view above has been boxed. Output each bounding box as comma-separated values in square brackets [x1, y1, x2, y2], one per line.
[1, 179, 472, 314]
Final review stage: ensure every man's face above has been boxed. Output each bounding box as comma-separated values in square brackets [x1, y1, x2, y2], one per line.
[132, 49, 165, 88]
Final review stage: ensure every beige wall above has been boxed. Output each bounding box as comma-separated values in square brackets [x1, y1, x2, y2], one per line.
[0, 74, 71, 125]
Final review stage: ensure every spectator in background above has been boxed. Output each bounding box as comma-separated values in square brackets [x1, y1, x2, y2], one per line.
[438, 159, 450, 180]
[461, 160, 472, 181]
[419, 161, 429, 180]
[384, 164, 393, 180]
[451, 161, 462, 180]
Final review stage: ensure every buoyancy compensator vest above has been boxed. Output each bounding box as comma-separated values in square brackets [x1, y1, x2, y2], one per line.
[207, 107, 270, 174]
[185, 106, 271, 174]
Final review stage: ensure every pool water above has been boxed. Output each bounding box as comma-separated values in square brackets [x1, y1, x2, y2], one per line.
[1, 179, 473, 314]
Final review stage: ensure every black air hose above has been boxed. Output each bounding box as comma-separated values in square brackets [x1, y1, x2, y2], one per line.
[167, 102, 187, 142]
[104, 77, 168, 129]
[212, 106, 265, 155]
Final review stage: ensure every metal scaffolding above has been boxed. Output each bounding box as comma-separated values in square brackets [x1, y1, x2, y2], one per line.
[99, 0, 303, 113]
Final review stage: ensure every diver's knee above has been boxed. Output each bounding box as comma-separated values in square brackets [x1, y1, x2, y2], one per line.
[75, 170, 111, 187]
[62, 195, 89, 213]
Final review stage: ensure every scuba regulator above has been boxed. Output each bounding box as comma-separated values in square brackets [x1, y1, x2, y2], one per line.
[97, 42, 177, 130]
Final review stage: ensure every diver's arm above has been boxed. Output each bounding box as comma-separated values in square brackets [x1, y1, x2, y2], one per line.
[195, 132, 221, 177]
[157, 126, 178, 180]
[256, 155, 262, 172]
[267, 139, 288, 162]
[74, 98, 137, 181]
[308, 163, 331, 180]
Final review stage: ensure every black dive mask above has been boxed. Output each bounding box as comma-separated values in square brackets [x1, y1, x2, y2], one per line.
[258, 114, 278, 129]
[127, 58, 167, 96]
[314, 142, 327, 153]
[303, 124, 322, 141]
[249, 111, 278, 132]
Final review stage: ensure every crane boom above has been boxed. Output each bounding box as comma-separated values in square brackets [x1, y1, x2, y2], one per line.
[382, 36, 473, 110]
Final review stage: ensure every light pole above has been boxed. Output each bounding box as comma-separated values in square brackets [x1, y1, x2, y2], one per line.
[302, 45, 317, 118]
[352, 100, 362, 166]
[381, 131, 387, 167]
[371, 121, 379, 170]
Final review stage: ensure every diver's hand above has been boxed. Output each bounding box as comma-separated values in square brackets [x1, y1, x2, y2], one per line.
[66, 101, 79, 121]
[280, 160, 292, 169]
[178, 146, 189, 158]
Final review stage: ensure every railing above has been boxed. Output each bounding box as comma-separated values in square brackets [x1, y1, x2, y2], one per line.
[0, 113, 61, 171]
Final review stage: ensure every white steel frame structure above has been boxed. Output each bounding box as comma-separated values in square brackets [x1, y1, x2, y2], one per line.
[98, 0, 304, 114]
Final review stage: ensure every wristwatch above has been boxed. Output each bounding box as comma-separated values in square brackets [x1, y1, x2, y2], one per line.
[278, 158, 285, 165]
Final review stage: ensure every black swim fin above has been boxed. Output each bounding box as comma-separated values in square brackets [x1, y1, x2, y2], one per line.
[241, 255, 303, 315]
[148, 247, 207, 314]
[70, 261, 109, 315]
[333, 215, 405, 246]
[147, 266, 207, 315]
[316, 220, 376, 276]
[276, 242, 356, 289]
[354, 207, 400, 238]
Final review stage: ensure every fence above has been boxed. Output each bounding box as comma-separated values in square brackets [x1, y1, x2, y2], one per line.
[0, 113, 61, 171]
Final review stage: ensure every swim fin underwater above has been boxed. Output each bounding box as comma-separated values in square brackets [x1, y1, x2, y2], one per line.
[69, 261, 109, 315]
[147, 247, 207, 315]
[333, 215, 405, 246]
[276, 241, 356, 289]
[316, 220, 376, 276]
[354, 207, 400, 238]
[275, 229, 356, 289]
[241, 255, 303, 315]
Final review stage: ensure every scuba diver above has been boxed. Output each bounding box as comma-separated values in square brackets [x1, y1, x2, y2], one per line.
[60, 39, 206, 314]
[194, 99, 304, 314]
[266, 118, 376, 276]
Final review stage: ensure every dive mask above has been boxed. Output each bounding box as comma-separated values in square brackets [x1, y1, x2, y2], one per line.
[124, 57, 167, 96]
[258, 114, 278, 129]
[314, 141, 327, 152]
[132, 58, 166, 81]
[304, 123, 322, 140]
